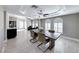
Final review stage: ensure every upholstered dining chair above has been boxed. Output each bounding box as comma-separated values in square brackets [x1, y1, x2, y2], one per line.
[49, 30, 55, 33]
[30, 30, 38, 43]
[37, 32, 50, 52]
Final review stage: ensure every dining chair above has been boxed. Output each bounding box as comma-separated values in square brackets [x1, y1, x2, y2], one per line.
[37, 32, 50, 52]
[49, 30, 55, 33]
[30, 30, 38, 43]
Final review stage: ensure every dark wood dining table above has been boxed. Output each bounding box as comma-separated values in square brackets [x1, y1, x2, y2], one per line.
[32, 29, 62, 50]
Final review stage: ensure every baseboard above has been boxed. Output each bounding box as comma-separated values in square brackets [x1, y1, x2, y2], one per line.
[62, 35, 79, 42]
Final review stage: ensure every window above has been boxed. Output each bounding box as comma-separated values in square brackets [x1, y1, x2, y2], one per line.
[54, 18, 63, 33]
[54, 23, 57, 32]
[17, 20, 25, 29]
[32, 21, 35, 28]
[35, 22, 38, 27]
[54, 22, 63, 33]
[45, 20, 51, 30]
[35, 20, 38, 27]
[19, 20, 24, 29]
[32, 20, 38, 27]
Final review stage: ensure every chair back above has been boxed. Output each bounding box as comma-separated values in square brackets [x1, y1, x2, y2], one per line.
[38, 32, 46, 43]
[30, 31, 34, 37]
[49, 30, 55, 33]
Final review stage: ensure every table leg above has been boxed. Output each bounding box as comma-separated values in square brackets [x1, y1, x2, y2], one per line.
[48, 39, 55, 50]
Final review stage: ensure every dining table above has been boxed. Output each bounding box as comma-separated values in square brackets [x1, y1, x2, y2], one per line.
[32, 29, 62, 50]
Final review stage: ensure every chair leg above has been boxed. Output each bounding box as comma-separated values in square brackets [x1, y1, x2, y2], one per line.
[48, 40, 55, 50]
[37, 43, 42, 47]
[37, 43, 49, 53]
[30, 35, 38, 43]
[43, 48, 48, 53]
[30, 39, 38, 43]
[30, 39, 33, 42]
[32, 40, 38, 43]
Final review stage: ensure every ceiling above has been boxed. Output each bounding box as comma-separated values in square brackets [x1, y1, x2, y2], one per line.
[2, 5, 79, 19]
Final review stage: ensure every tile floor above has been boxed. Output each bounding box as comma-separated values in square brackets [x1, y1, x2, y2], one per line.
[3, 30, 79, 53]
